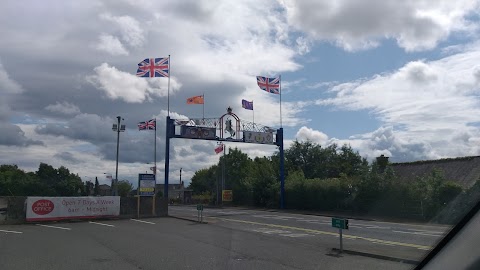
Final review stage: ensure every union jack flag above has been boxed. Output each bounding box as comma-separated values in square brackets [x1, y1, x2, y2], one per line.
[136, 58, 169, 77]
[138, 119, 156, 130]
[257, 76, 280, 94]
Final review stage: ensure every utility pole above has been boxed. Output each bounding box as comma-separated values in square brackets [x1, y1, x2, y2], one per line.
[112, 116, 125, 196]
[180, 168, 182, 186]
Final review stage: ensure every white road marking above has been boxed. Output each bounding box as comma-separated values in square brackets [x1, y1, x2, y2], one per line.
[281, 233, 312, 237]
[131, 219, 155, 225]
[0, 229, 23, 234]
[252, 228, 312, 238]
[365, 225, 391, 229]
[89, 221, 115, 227]
[216, 211, 246, 215]
[393, 230, 442, 237]
[407, 229, 445, 234]
[36, 224, 71, 230]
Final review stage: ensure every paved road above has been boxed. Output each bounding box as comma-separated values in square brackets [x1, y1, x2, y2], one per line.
[169, 205, 451, 264]
[0, 215, 422, 270]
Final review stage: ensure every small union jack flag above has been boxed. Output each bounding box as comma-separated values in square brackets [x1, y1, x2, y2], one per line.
[138, 119, 156, 130]
[257, 76, 280, 94]
[136, 58, 169, 77]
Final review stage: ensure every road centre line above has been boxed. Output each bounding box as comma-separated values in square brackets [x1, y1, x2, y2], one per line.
[131, 219, 155, 224]
[89, 221, 115, 227]
[214, 217, 432, 250]
[0, 229, 23, 234]
[36, 224, 71, 230]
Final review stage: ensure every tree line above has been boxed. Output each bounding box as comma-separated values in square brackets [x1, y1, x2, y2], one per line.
[189, 141, 479, 224]
[0, 163, 133, 197]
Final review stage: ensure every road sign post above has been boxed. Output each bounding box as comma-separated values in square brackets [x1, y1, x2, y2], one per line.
[339, 228, 343, 252]
[197, 204, 204, 223]
[332, 218, 349, 252]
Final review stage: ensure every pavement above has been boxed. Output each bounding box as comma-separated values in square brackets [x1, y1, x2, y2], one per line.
[0, 206, 450, 270]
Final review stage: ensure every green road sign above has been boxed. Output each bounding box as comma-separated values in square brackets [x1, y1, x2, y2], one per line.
[196, 204, 203, 211]
[332, 218, 349, 229]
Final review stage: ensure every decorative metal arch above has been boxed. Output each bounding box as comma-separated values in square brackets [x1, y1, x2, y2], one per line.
[219, 107, 240, 140]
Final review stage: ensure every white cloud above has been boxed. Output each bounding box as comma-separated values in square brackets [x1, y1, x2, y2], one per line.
[99, 13, 145, 48]
[94, 34, 129, 55]
[0, 62, 23, 94]
[315, 43, 480, 161]
[281, 0, 480, 51]
[45, 101, 81, 115]
[0, 122, 43, 147]
[318, 48, 480, 131]
[295, 126, 329, 145]
[86, 63, 182, 103]
[0, 61, 22, 121]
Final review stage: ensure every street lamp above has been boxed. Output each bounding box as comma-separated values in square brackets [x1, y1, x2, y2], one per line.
[112, 116, 125, 196]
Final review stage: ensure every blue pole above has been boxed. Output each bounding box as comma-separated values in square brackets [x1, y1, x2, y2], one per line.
[279, 128, 285, 209]
[164, 116, 171, 199]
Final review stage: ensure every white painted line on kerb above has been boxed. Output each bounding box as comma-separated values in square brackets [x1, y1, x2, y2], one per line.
[36, 224, 71, 230]
[0, 229, 23, 234]
[131, 219, 155, 225]
[89, 221, 115, 227]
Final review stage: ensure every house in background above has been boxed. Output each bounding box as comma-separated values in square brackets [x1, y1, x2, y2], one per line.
[156, 182, 192, 204]
[98, 184, 111, 196]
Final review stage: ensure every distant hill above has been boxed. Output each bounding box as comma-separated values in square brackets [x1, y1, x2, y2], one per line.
[390, 156, 480, 188]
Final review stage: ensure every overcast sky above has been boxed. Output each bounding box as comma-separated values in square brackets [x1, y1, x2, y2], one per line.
[1, 0, 480, 186]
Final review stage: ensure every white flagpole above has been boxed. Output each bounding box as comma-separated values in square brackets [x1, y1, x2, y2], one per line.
[203, 93, 205, 119]
[279, 75, 282, 128]
[167, 55, 171, 117]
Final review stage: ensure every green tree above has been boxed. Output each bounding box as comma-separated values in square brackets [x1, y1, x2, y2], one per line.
[94, 177, 100, 196]
[117, 180, 133, 197]
[189, 165, 218, 196]
[285, 141, 365, 179]
[248, 156, 277, 207]
[223, 148, 252, 204]
[85, 181, 93, 196]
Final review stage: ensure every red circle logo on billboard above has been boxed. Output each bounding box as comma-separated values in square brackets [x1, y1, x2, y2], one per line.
[32, 200, 54, 215]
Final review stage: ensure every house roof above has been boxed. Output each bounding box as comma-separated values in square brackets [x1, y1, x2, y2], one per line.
[390, 156, 480, 188]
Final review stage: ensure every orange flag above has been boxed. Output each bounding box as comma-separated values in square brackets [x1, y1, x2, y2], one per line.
[186, 95, 204, 104]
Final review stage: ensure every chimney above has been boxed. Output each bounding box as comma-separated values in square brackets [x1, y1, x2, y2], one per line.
[376, 154, 389, 173]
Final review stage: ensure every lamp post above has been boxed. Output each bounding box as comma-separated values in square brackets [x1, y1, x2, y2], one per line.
[180, 168, 182, 186]
[112, 116, 125, 196]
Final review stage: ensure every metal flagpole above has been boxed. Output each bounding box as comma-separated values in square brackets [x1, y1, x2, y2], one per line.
[222, 144, 225, 197]
[279, 75, 282, 128]
[202, 93, 205, 119]
[154, 118, 157, 175]
[152, 118, 157, 216]
[167, 55, 171, 117]
[252, 100, 254, 125]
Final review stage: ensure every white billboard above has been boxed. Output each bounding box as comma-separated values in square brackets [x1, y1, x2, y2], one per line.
[26, 196, 120, 222]
[244, 131, 273, 144]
